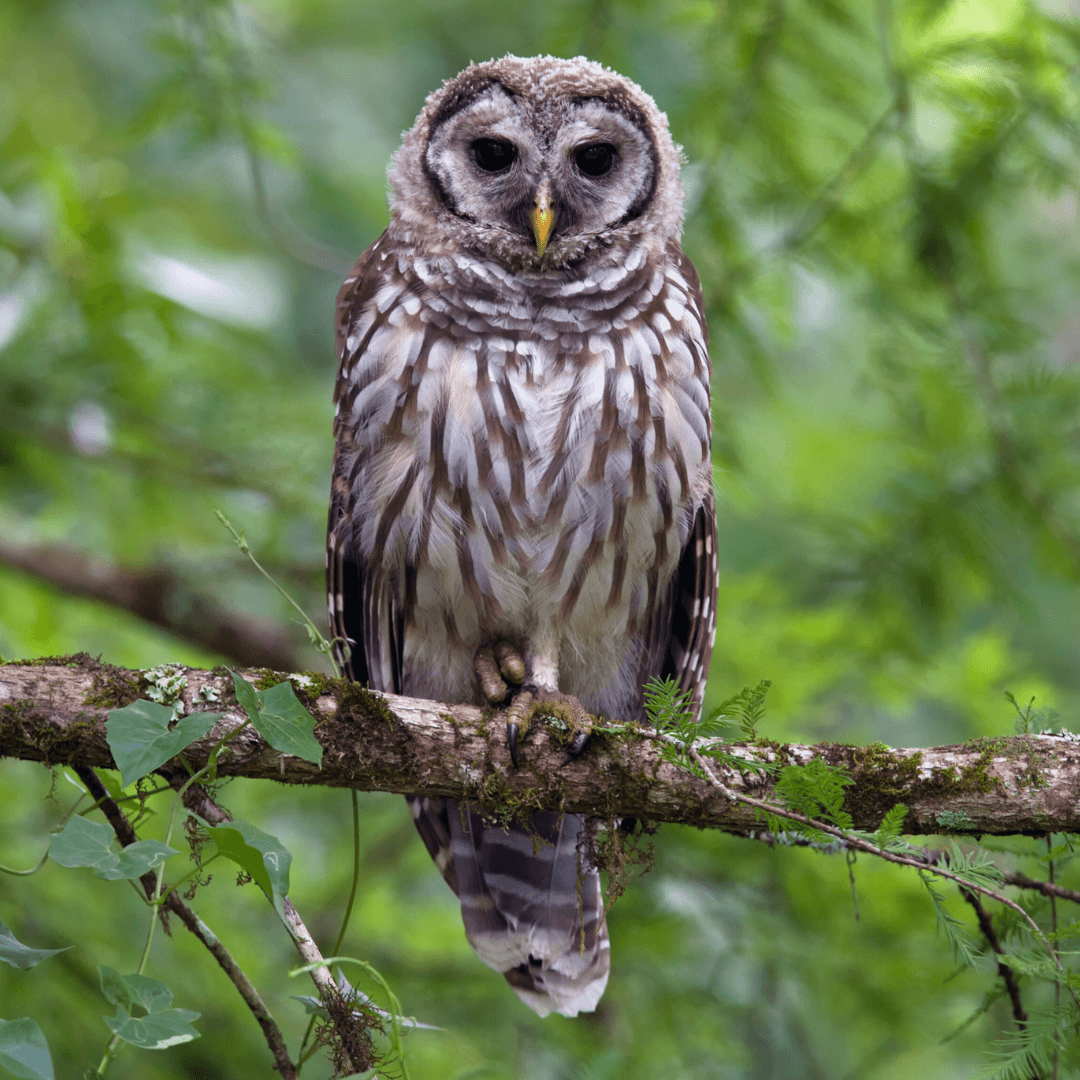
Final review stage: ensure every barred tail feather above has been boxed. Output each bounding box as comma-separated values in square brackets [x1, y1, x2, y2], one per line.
[430, 801, 609, 1017]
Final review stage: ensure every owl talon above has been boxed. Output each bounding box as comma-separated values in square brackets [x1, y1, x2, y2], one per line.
[503, 687, 593, 768]
[494, 641, 526, 686]
[538, 692, 592, 763]
[505, 687, 537, 767]
[475, 645, 510, 704]
[475, 641, 526, 705]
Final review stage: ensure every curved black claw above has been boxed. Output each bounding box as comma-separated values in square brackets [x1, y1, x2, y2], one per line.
[507, 722, 520, 769]
[561, 729, 591, 765]
[505, 685, 537, 769]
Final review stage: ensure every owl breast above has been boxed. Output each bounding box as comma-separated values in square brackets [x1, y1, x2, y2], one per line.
[335, 246, 712, 718]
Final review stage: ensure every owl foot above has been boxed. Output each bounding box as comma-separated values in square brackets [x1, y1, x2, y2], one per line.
[506, 687, 592, 769]
[474, 642, 527, 704]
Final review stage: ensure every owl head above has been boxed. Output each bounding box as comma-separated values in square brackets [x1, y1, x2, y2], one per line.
[386, 55, 685, 272]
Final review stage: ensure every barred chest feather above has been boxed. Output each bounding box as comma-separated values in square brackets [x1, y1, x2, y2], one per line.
[333, 238, 712, 719]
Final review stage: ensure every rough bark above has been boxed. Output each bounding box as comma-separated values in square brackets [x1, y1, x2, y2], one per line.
[2, 655, 1077, 837]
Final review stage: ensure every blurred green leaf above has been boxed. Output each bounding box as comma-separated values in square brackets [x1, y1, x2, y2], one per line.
[0, 1018, 53, 1080]
[0, 919, 69, 972]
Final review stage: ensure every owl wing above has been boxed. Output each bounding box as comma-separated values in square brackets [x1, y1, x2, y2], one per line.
[656, 488, 718, 708]
[638, 251, 718, 716]
[326, 233, 405, 693]
[326, 237, 461, 895]
[328, 240, 375, 687]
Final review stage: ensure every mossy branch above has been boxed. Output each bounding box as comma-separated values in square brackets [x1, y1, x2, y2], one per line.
[1, 656, 1077, 837]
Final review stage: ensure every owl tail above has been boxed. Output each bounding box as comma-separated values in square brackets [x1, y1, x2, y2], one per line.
[408, 797, 610, 1017]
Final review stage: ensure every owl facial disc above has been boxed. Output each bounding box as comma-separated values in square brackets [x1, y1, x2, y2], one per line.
[389, 55, 685, 271]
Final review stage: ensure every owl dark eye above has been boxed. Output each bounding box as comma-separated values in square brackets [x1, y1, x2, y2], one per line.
[574, 143, 616, 177]
[471, 138, 517, 172]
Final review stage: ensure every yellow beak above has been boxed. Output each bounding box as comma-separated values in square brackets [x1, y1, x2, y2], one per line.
[529, 189, 556, 257]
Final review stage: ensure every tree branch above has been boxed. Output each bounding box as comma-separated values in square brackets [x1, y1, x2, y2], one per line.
[3, 657, 1080, 837]
[0, 538, 305, 670]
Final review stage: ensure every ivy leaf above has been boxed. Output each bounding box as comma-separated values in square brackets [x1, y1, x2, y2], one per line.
[227, 670, 322, 766]
[0, 1017, 54, 1080]
[103, 1007, 200, 1050]
[106, 700, 221, 787]
[0, 919, 69, 971]
[48, 819, 177, 880]
[207, 820, 291, 919]
[97, 841, 178, 882]
[255, 682, 323, 766]
[98, 968, 200, 1050]
[48, 818, 116, 871]
[98, 967, 174, 1014]
[229, 669, 262, 726]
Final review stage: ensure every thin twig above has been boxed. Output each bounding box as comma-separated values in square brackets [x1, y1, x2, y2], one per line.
[1049, 836, 1060, 1080]
[959, 888, 1030, 1033]
[215, 511, 342, 677]
[1004, 874, 1080, 907]
[680, 742, 1080, 1011]
[177, 779, 372, 1076]
[298, 790, 364, 1071]
[847, 849, 861, 923]
[72, 767, 297, 1080]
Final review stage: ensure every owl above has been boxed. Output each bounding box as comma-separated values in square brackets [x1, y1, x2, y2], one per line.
[327, 55, 717, 1018]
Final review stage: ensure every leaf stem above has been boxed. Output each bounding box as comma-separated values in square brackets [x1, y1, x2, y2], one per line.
[95, 1037, 121, 1075]
[297, 789, 363, 1073]
[1, 787, 86, 875]
[332, 791, 362, 958]
[215, 511, 341, 677]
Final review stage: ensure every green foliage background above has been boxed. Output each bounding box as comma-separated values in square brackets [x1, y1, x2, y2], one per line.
[3, 0, 1080, 1076]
